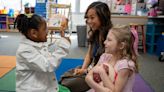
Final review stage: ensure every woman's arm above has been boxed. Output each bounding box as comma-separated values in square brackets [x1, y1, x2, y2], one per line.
[82, 44, 92, 69]
[74, 44, 92, 74]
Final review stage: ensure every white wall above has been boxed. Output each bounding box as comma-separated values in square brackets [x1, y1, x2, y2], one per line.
[71, 13, 148, 32]
[71, 13, 86, 32]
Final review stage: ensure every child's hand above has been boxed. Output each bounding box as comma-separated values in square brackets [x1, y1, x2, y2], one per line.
[93, 64, 109, 83]
[74, 68, 87, 75]
[63, 37, 71, 43]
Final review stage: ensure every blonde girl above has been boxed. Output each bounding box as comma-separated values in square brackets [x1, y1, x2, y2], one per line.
[86, 25, 138, 92]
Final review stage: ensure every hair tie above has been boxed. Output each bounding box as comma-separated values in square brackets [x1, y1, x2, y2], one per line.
[25, 14, 33, 18]
[130, 28, 139, 55]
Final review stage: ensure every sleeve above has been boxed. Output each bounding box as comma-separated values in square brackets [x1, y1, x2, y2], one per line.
[115, 59, 135, 72]
[18, 38, 70, 72]
[97, 53, 112, 64]
[49, 37, 71, 71]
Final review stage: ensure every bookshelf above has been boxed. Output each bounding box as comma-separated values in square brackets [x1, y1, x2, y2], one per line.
[0, 14, 17, 32]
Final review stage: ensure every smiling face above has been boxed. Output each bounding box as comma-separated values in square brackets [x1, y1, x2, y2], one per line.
[104, 31, 119, 55]
[86, 8, 101, 32]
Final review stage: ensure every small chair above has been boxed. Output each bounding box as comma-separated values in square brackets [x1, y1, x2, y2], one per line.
[129, 23, 146, 53]
[47, 3, 72, 42]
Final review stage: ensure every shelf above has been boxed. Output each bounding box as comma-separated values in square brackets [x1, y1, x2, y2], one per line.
[146, 33, 161, 36]
[0, 14, 16, 32]
[50, 4, 71, 8]
[146, 42, 157, 46]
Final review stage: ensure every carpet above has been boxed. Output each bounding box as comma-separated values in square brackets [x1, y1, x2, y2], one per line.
[0, 58, 154, 92]
[0, 69, 16, 92]
[133, 74, 154, 92]
[0, 56, 16, 78]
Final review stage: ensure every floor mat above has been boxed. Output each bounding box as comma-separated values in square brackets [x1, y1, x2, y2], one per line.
[0, 68, 15, 92]
[0, 56, 16, 78]
[133, 74, 154, 92]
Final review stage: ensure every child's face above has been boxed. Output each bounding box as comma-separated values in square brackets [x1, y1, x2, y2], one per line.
[37, 21, 48, 42]
[104, 31, 118, 54]
[86, 8, 101, 31]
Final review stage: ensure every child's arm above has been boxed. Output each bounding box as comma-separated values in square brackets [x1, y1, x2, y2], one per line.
[49, 37, 71, 70]
[99, 67, 131, 92]
[17, 37, 71, 72]
[85, 64, 112, 92]
[110, 69, 131, 92]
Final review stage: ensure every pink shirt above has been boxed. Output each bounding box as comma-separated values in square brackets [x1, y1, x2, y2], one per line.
[114, 59, 136, 92]
[88, 53, 136, 92]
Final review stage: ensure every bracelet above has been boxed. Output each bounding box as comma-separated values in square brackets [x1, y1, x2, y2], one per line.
[84, 69, 88, 74]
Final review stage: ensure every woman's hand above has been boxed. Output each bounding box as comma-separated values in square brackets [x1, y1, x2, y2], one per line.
[74, 68, 87, 75]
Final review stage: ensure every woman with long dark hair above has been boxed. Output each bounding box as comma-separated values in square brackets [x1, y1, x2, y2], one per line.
[60, 1, 113, 92]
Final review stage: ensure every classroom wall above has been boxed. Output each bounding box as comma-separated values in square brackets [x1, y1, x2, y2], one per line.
[71, 13, 148, 32]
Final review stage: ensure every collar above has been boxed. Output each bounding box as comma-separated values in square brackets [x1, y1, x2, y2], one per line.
[20, 35, 48, 48]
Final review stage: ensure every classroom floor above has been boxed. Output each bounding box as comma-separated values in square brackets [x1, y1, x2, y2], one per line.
[0, 32, 164, 92]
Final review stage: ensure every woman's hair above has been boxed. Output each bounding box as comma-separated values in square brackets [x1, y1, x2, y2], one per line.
[14, 14, 44, 37]
[111, 25, 138, 72]
[85, 1, 113, 64]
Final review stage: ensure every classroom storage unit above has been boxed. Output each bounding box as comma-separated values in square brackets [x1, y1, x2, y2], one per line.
[155, 34, 164, 56]
[0, 14, 16, 32]
[146, 17, 164, 55]
[6, 16, 15, 32]
[0, 14, 7, 31]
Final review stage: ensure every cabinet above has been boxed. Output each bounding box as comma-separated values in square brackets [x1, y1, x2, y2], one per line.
[0, 14, 7, 31]
[6, 16, 16, 32]
[0, 14, 17, 32]
[146, 17, 164, 55]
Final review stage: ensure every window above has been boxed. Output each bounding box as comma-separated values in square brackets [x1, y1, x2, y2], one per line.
[57, 0, 99, 13]
[57, 0, 76, 12]
[80, 0, 98, 12]
[0, 0, 36, 12]
[0, 0, 21, 10]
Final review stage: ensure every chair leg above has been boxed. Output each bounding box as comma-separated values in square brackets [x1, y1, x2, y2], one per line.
[50, 31, 53, 43]
[61, 30, 65, 37]
[141, 26, 146, 53]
